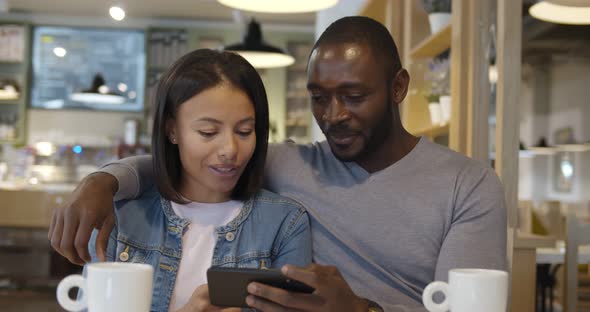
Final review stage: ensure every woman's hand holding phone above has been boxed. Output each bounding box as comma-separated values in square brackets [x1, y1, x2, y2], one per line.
[177, 284, 241, 312]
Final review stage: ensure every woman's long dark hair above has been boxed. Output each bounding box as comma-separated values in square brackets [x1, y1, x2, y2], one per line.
[152, 49, 269, 203]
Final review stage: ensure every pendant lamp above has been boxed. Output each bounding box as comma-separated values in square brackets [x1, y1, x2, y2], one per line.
[217, 0, 338, 13]
[225, 19, 294, 68]
[529, 0, 590, 25]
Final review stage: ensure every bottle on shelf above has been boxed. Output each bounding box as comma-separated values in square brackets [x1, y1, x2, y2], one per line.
[6, 113, 16, 140]
[0, 115, 6, 140]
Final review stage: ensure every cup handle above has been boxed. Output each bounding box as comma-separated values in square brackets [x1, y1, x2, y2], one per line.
[56, 274, 87, 312]
[422, 281, 450, 312]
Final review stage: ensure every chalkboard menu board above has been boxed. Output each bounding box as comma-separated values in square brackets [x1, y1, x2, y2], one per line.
[31, 26, 145, 111]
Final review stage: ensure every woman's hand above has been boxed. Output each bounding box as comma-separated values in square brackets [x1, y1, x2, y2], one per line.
[177, 284, 241, 312]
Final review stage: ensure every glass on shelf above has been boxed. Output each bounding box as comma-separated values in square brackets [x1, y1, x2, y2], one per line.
[0, 78, 21, 101]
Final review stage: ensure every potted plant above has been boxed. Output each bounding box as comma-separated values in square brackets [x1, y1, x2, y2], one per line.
[422, 85, 442, 126]
[422, 0, 452, 34]
[429, 56, 451, 123]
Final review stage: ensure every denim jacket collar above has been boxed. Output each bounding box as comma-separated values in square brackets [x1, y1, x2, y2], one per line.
[159, 195, 255, 234]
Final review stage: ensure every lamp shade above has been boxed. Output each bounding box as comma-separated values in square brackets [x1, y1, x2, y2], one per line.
[217, 0, 338, 13]
[225, 19, 294, 68]
[529, 0, 590, 25]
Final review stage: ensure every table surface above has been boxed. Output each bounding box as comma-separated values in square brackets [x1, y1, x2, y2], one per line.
[536, 240, 590, 264]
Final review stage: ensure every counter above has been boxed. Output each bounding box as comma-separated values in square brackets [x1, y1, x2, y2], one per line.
[0, 182, 75, 228]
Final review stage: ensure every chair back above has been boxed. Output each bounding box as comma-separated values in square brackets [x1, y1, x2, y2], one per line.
[564, 209, 590, 312]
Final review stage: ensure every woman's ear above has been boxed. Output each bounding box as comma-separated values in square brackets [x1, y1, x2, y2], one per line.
[166, 118, 177, 144]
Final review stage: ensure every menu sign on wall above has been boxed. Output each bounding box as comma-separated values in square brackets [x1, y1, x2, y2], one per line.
[0, 25, 25, 62]
[31, 26, 146, 111]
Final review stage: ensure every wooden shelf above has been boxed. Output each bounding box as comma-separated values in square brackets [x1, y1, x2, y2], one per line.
[410, 24, 452, 58]
[514, 232, 555, 249]
[413, 123, 449, 138]
[0, 61, 23, 65]
[0, 99, 20, 105]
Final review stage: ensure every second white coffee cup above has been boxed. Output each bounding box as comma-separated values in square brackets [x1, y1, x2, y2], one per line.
[56, 262, 154, 312]
[422, 268, 508, 312]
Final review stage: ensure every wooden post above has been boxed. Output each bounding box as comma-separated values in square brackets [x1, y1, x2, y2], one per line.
[496, 0, 522, 310]
[496, 0, 521, 256]
[450, 0, 493, 162]
[449, 0, 470, 154]
[466, 0, 492, 162]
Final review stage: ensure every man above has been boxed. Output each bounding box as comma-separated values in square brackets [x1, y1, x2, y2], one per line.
[49, 16, 507, 311]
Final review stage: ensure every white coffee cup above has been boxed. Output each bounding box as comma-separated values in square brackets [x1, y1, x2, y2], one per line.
[56, 262, 154, 312]
[422, 268, 508, 312]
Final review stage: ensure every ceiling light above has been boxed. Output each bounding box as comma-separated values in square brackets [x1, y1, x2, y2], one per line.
[35, 141, 55, 157]
[98, 85, 109, 94]
[109, 6, 126, 21]
[53, 47, 67, 57]
[118, 83, 128, 92]
[529, 0, 590, 25]
[218, 0, 338, 13]
[224, 19, 295, 68]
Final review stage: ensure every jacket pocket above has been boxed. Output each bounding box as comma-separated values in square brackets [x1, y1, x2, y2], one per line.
[235, 252, 272, 269]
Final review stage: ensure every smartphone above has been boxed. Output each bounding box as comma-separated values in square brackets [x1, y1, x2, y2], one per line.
[207, 267, 315, 307]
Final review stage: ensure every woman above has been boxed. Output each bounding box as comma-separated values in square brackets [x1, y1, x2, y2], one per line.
[88, 49, 312, 311]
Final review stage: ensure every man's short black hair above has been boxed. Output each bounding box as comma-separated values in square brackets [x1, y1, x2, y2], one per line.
[152, 49, 269, 203]
[312, 16, 403, 80]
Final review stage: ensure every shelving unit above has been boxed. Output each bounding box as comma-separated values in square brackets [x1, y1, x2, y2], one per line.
[0, 22, 30, 146]
[401, 1, 452, 142]
[284, 41, 313, 143]
[410, 24, 451, 58]
[144, 27, 191, 137]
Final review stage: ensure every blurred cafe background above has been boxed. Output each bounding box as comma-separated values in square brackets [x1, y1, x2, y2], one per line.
[0, 0, 589, 311]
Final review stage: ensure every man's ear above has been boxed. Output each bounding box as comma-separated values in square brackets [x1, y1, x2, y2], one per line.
[392, 69, 410, 104]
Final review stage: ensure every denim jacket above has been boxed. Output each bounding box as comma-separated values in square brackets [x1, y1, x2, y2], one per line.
[89, 188, 312, 311]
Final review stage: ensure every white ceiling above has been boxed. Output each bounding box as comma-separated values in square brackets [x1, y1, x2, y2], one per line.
[5, 0, 316, 25]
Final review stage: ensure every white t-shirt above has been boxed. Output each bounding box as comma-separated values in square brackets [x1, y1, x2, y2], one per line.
[168, 200, 243, 311]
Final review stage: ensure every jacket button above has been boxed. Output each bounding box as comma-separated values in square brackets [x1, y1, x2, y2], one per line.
[225, 232, 235, 242]
[119, 251, 129, 262]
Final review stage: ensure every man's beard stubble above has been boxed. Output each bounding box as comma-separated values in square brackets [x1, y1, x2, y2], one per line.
[327, 97, 394, 163]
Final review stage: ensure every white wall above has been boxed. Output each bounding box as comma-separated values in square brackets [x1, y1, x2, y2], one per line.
[518, 59, 590, 202]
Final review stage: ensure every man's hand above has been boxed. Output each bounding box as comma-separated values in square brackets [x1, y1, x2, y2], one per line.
[48, 172, 118, 265]
[246, 264, 370, 312]
[177, 284, 241, 312]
